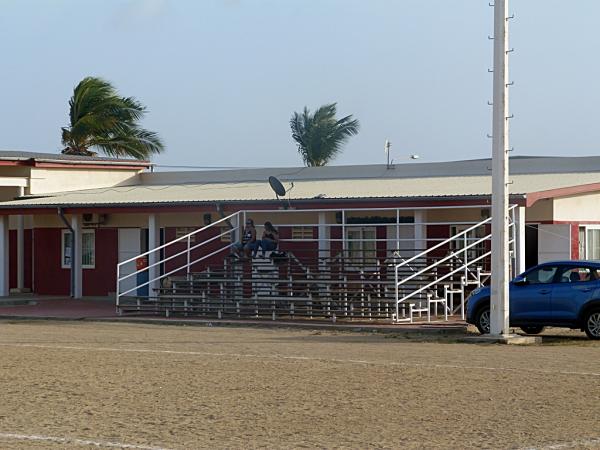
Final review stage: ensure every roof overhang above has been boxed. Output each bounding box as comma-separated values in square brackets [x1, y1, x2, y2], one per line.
[0, 157, 151, 170]
[0, 194, 528, 215]
[525, 182, 600, 207]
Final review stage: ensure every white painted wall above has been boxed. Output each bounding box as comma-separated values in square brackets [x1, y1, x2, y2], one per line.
[29, 168, 141, 194]
[553, 192, 600, 222]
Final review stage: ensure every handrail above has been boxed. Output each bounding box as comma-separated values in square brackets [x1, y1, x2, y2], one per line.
[394, 207, 517, 322]
[116, 211, 241, 304]
[117, 211, 238, 268]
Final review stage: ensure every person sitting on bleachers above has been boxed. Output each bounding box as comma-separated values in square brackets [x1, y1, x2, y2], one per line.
[254, 221, 279, 258]
[231, 218, 258, 259]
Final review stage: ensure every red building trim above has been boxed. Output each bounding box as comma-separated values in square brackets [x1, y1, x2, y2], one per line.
[526, 182, 600, 207]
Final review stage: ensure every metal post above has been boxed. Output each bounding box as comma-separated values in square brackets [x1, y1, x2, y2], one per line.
[148, 214, 159, 294]
[318, 212, 328, 267]
[186, 235, 191, 280]
[490, 0, 511, 336]
[396, 209, 400, 251]
[341, 210, 346, 254]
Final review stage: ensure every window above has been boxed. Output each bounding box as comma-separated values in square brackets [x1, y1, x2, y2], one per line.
[559, 267, 594, 283]
[62, 230, 95, 269]
[525, 266, 558, 285]
[292, 226, 313, 240]
[346, 227, 376, 262]
[175, 227, 196, 243]
[584, 227, 600, 260]
[579, 227, 586, 260]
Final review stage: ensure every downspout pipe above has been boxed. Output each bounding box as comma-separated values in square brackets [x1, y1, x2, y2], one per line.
[58, 207, 75, 298]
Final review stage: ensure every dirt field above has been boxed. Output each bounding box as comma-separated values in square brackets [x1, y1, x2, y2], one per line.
[0, 321, 599, 449]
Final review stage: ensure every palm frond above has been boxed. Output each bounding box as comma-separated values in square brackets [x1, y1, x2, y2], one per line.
[62, 76, 163, 159]
[290, 103, 359, 167]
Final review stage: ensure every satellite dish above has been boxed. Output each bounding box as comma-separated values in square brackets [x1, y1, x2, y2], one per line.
[268, 176, 286, 197]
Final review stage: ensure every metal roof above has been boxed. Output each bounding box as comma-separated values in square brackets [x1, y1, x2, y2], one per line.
[2, 170, 600, 209]
[142, 155, 600, 185]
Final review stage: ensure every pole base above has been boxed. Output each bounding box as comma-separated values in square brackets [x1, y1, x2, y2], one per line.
[461, 333, 541, 345]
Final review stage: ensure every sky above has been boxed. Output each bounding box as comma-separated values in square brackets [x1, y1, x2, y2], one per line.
[1, 0, 599, 170]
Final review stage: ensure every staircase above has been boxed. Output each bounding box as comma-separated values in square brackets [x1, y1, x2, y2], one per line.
[393, 206, 516, 323]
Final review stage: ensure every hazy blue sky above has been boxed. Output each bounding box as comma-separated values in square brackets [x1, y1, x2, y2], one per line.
[1, 0, 599, 169]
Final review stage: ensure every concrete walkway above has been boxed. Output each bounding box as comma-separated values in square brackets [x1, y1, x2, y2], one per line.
[0, 295, 468, 334]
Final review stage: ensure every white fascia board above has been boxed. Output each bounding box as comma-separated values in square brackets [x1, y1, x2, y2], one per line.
[0, 177, 28, 187]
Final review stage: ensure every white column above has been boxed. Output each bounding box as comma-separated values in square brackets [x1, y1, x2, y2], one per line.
[414, 210, 427, 256]
[318, 212, 329, 267]
[515, 206, 526, 276]
[72, 214, 83, 298]
[16, 187, 25, 292]
[231, 213, 240, 243]
[148, 214, 159, 292]
[0, 216, 9, 296]
[490, 0, 511, 336]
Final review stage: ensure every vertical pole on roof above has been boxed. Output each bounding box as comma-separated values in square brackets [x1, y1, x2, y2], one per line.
[0, 215, 9, 296]
[490, 0, 511, 336]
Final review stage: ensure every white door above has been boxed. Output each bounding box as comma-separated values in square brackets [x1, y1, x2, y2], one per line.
[538, 224, 571, 263]
[118, 228, 141, 295]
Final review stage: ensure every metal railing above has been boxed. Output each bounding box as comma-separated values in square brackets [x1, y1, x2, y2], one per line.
[115, 204, 515, 321]
[116, 211, 241, 310]
[393, 205, 517, 323]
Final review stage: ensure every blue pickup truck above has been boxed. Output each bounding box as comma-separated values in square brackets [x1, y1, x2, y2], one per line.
[466, 261, 600, 339]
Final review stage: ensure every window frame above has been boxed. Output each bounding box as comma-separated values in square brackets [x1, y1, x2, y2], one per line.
[346, 226, 377, 263]
[523, 265, 559, 285]
[61, 229, 96, 270]
[557, 265, 596, 284]
[581, 225, 600, 260]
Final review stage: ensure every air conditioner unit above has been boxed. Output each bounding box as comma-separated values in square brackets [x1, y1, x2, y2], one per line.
[82, 213, 107, 225]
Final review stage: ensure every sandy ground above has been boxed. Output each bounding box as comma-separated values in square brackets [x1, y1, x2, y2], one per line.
[0, 321, 599, 450]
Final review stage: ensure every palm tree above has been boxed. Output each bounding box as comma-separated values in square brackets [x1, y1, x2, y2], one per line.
[61, 77, 164, 159]
[290, 103, 359, 167]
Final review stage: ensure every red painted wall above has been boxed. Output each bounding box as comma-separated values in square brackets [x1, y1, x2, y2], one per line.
[34, 228, 69, 295]
[83, 228, 118, 296]
[34, 228, 118, 296]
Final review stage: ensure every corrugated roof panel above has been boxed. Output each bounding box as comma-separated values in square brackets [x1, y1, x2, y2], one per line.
[3, 172, 600, 208]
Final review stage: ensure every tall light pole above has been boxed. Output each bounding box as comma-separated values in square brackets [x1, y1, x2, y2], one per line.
[490, 0, 511, 336]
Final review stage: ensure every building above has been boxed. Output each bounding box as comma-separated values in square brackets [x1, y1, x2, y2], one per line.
[0, 152, 599, 320]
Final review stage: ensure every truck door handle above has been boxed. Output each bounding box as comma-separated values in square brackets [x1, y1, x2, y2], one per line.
[539, 289, 551, 294]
